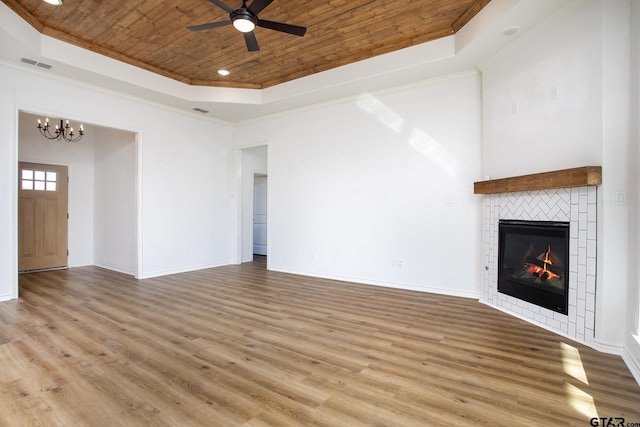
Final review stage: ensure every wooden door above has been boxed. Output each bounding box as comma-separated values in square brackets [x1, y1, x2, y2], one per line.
[18, 162, 68, 272]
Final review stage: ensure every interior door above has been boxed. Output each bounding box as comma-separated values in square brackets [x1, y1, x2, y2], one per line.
[253, 175, 267, 256]
[18, 162, 69, 272]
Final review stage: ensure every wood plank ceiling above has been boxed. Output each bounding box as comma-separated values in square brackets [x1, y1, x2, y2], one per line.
[3, 0, 491, 89]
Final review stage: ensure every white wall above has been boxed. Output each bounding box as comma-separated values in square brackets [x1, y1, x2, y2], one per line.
[625, 0, 640, 382]
[0, 71, 18, 301]
[480, 1, 603, 176]
[138, 111, 233, 277]
[234, 72, 483, 297]
[94, 126, 137, 275]
[0, 62, 234, 299]
[480, 0, 636, 360]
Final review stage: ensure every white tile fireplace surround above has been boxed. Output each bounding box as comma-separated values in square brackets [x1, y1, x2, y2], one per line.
[476, 167, 601, 347]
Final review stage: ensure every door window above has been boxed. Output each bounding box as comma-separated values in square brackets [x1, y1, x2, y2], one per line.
[21, 168, 57, 191]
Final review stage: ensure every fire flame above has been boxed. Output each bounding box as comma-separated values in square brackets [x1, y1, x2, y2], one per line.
[527, 245, 560, 280]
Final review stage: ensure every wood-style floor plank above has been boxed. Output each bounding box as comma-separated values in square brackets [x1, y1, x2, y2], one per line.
[0, 258, 638, 426]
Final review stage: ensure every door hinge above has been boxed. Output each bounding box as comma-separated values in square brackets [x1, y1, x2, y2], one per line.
[67, 250, 69, 256]
[67, 213, 69, 219]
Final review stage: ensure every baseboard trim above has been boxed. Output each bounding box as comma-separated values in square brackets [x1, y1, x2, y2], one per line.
[138, 261, 230, 279]
[622, 339, 640, 386]
[268, 265, 481, 299]
[94, 262, 136, 276]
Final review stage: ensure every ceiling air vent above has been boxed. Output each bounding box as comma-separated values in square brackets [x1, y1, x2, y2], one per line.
[21, 57, 54, 69]
[192, 107, 210, 114]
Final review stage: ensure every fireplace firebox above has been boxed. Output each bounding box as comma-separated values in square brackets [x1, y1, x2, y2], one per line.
[498, 220, 570, 315]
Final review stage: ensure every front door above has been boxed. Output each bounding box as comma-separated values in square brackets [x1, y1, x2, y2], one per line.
[18, 162, 69, 272]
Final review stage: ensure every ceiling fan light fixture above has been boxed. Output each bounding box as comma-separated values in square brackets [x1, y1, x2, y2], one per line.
[187, 0, 307, 52]
[43, 0, 62, 5]
[231, 10, 256, 33]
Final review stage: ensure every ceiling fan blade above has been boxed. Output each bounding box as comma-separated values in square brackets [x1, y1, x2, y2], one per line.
[207, 0, 234, 13]
[257, 20, 306, 36]
[247, 0, 273, 15]
[187, 20, 232, 32]
[243, 32, 260, 52]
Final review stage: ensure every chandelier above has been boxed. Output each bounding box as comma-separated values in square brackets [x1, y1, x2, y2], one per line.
[37, 118, 85, 142]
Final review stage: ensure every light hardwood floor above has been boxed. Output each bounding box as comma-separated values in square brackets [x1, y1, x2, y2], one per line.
[1, 258, 639, 426]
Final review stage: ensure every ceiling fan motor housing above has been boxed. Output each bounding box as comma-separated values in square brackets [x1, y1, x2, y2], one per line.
[187, 0, 307, 51]
[231, 9, 257, 32]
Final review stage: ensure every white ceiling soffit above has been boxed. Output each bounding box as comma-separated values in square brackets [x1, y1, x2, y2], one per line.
[0, 0, 569, 123]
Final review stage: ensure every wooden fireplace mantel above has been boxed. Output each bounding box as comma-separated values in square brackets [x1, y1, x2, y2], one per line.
[473, 166, 602, 195]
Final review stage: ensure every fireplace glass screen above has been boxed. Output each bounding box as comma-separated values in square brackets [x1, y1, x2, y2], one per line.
[498, 220, 570, 314]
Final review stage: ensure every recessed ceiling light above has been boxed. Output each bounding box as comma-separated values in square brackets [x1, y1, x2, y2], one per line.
[43, 0, 63, 5]
[502, 26, 520, 36]
[217, 69, 230, 76]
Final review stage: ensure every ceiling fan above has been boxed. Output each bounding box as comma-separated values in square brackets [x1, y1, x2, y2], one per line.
[187, 0, 307, 52]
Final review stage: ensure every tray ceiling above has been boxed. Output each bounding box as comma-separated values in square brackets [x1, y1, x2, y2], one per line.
[2, 0, 491, 89]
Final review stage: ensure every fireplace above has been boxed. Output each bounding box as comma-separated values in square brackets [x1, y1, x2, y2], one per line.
[498, 219, 570, 315]
[478, 170, 599, 344]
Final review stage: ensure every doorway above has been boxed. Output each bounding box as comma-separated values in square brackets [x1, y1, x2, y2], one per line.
[17, 110, 139, 280]
[240, 145, 268, 263]
[18, 162, 68, 272]
[253, 174, 268, 256]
